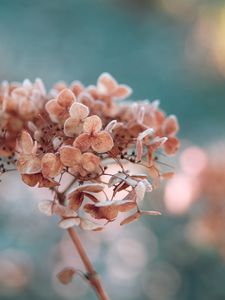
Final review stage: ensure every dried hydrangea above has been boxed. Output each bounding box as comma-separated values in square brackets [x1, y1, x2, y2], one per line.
[0, 73, 180, 299]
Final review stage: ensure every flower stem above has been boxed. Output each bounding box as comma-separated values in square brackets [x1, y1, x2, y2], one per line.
[67, 227, 110, 300]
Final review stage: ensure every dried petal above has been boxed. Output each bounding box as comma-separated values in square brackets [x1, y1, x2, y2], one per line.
[68, 193, 84, 211]
[163, 115, 179, 136]
[57, 89, 75, 107]
[164, 137, 180, 155]
[69, 102, 89, 120]
[135, 181, 146, 203]
[45, 99, 65, 123]
[120, 211, 141, 225]
[141, 210, 161, 216]
[17, 155, 42, 174]
[64, 117, 82, 137]
[92, 131, 114, 153]
[79, 218, 102, 231]
[81, 153, 100, 172]
[118, 201, 136, 212]
[69, 183, 105, 194]
[112, 85, 132, 100]
[83, 115, 102, 134]
[59, 146, 82, 167]
[19, 131, 33, 154]
[38, 200, 53, 216]
[138, 128, 154, 141]
[41, 153, 63, 178]
[58, 217, 80, 229]
[105, 120, 117, 132]
[57, 267, 76, 285]
[73, 133, 92, 152]
[21, 174, 40, 186]
[97, 73, 117, 94]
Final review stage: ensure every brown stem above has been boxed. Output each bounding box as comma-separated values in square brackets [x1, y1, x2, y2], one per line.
[67, 227, 110, 300]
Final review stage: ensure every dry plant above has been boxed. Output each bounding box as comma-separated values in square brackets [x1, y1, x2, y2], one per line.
[0, 73, 180, 299]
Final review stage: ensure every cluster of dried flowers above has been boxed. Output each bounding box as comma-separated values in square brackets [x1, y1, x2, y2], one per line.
[0, 73, 180, 232]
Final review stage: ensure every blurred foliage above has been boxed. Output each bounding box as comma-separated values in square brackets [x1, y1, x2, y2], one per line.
[0, 0, 225, 299]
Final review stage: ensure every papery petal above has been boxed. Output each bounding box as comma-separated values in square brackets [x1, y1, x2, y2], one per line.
[53, 203, 78, 218]
[164, 137, 180, 155]
[81, 153, 100, 172]
[149, 137, 168, 150]
[78, 92, 94, 107]
[73, 133, 92, 152]
[105, 120, 117, 133]
[83, 115, 102, 134]
[79, 218, 102, 231]
[112, 84, 132, 100]
[64, 117, 82, 137]
[17, 155, 42, 174]
[69, 102, 89, 120]
[45, 99, 65, 123]
[70, 80, 84, 96]
[137, 128, 154, 141]
[92, 131, 114, 153]
[38, 200, 53, 216]
[21, 174, 40, 187]
[97, 72, 118, 94]
[86, 85, 99, 99]
[68, 192, 84, 211]
[141, 210, 161, 216]
[38, 176, 59, 188]
[19, 130, 34, 154]
[120, 211, 141, 225]
[58, 217, 80, 229]
[41, 153, 63, 178]
[57, 89, 75, 107]
[118, 202, 137, 212]
[136, 139, 143, 162]
[69, 183, 105, 194]
[57, 267, 76, 285]
[84, 203, 118, 220]
[135, 181, 146, 203]
[163, 115, 179, 136]
[59, 146, 82, 167]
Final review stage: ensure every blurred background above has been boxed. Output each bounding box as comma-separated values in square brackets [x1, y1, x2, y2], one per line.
[0, 0, 225, 299]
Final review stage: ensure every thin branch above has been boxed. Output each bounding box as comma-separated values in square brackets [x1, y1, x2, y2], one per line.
[67, 227, 110, 300]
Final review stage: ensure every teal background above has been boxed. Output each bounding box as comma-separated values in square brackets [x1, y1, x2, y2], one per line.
[0, 1, 225, 299]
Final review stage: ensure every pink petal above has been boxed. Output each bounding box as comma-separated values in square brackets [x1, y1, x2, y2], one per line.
[112, 84, 132, 100]
[70, 80, 84, 96]
[57, 267, 76, 285]
[92, 131, 114, 153]
[83, 115, 102, 134]
[120, 212, 141, 226]
[41, 153, 63, 178]
[79, 218, 102, 231]
[17, 155, 42, 174]
[59, 146, 82, 167]
[97, 72, 118, 94]
[81, 152, 100, 172]
[45, 99, 65, 123]
[38, 200, 53, 216]
[58, 217, 80, 229]
[73, 133, 92, 152]
[19, 130, 34, 154]
[64, 117, 82, 137]
[57, 89, 76, 108]
[69, 102, 89, 120]
[163, 115, 179, 136]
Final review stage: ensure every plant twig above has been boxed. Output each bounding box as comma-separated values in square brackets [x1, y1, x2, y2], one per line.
[67, 227, 110, 300]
